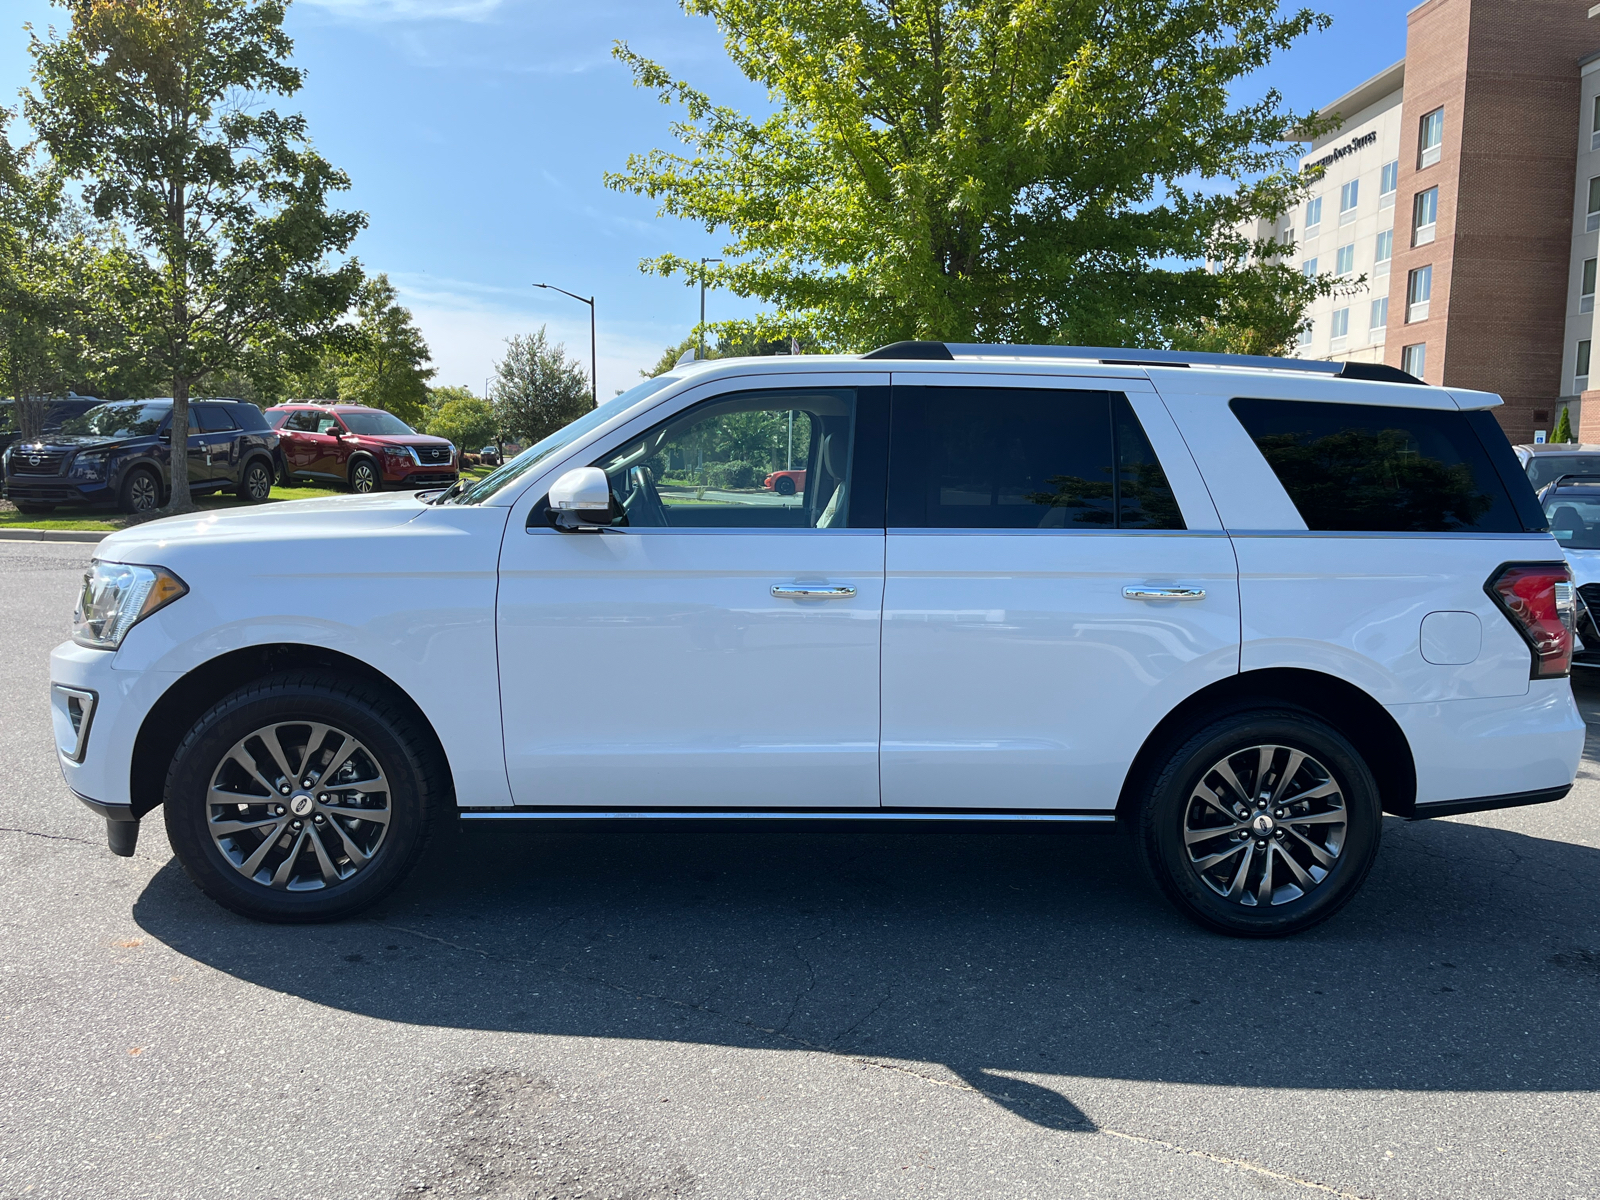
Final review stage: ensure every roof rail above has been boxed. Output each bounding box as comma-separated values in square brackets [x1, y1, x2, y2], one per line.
[860, 341, 1422, 384]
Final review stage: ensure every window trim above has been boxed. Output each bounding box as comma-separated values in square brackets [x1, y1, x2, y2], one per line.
[1407, 265, 1433, 323]
[1402, 342, 1427, 379]
[1412, 186, 1438, 247]
[1419, 107, 1444, 168]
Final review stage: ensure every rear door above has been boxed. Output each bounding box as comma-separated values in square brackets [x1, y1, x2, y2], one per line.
[193, 403, 238, 482]
[880, 372, 1240, 811]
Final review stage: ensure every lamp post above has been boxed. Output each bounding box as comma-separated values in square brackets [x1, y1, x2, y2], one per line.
[698, 257, 722, 360]
[533, 283, 597, 405]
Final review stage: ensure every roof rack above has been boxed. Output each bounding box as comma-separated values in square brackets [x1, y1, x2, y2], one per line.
[859, 341, 1423, 385]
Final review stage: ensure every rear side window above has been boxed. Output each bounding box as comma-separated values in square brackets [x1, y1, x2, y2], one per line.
[230, 403, 269, 432]
[888, 387, 1184, 530]
[195, 404, 237, 432]
[265, 410, 290, 429]
[1230, 398, 1523, 532]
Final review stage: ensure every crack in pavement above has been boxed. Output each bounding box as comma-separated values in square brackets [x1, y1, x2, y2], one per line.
[0, 824, 98, 847]
[375, 919, 1373, 1199]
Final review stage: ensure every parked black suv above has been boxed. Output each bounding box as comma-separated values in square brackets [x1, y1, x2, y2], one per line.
[0, 397, 103, 482]
[2, 398, 279, 515]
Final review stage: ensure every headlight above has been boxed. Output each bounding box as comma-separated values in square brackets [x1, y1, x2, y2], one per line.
[382, 445, 419, 464]
[70, 453, 108, 481]
[73, 561, 188, 650]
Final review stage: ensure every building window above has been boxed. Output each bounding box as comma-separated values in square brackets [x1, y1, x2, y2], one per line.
[1592, 95, 1600, 151]
[1306, 196, 1323, 231]
[1407, 265, 1432, 322]
[1331, 307, 1350, 342]
[1419, 107, 1444, 168]
[1339, 180, 1359, 224]
[1297, 323, 1314, 347]
[1584, 258, 1597, 314]
[1413, 187, 1438, 246]
[1402, 342, 1427, 378]
[1303, 257, 1319, 278]
[1588, 177, 1600, 233]
[1370, 297, 1389, 342]
[1580, 340, 1593, 392]
[1374, 228, 1394, 270]
[1334, 243, 1355, 276]
[1379, 160, 1399, 205]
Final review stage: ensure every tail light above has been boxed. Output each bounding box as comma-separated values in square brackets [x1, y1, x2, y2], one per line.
[1485, 562, 1575, 679]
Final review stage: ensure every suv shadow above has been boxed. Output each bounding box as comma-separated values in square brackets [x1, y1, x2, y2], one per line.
[132, 810, 1600, 1132]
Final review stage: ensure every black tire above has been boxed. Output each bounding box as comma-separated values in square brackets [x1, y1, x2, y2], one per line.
[12, 501, 55, 515]
[774, 475, 796, 497]
[1137, 708, 1382, 937]
[118, 467, 162, 514]
[349, 458, 380, 494]
[162, 671, 444, 923]
[236, 457, 273, 503]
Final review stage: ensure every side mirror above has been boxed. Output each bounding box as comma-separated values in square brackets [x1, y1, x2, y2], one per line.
[546, 466, 614, 531]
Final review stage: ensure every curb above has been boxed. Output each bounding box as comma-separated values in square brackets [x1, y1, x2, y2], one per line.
[0, 528, 111, 543]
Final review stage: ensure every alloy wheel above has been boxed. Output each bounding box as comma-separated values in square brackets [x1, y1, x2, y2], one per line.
[128, 472, 159, 511]
[245, 462, 272, 500]
[204, 720, 393, 891]
[351, 462, 377, 493]
[1181, 744, 1347, 907]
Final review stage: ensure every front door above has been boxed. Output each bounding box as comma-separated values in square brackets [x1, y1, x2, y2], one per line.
[193, 403, 237, 483]
[880, 376, 1241, 811]
[496, 383, 889, 809]
[180, 407, 211, 486]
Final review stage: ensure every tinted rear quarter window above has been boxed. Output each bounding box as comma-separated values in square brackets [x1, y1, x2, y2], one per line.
[1230, 398, 1525, 532]
[889, 387, 1184, 530]
[195, 405, 238, 432]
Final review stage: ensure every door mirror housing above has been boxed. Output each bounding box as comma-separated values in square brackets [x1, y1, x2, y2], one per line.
[547, 466, 614, 531]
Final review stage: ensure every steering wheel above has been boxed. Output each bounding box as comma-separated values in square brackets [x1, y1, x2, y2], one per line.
[621, 464, 668, 526]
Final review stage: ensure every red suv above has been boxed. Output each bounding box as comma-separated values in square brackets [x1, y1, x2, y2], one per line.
[264, 402, 458, 493]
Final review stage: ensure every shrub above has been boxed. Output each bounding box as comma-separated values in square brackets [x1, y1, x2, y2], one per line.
[707, 460, 756, 489]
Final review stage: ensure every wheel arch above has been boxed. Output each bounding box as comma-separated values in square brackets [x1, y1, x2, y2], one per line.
[1115, 668, 1417, 824]
[347, 452, 380, 483]
[128, 642, 455, 820]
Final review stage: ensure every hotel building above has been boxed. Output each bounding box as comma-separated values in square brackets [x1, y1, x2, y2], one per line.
[1263, 0, 1600, 443]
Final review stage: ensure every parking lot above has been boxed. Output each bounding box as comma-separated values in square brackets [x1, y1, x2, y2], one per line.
[3, 537, 1599, 1200]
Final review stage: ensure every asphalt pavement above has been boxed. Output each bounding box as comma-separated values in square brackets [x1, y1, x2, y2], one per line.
[3, 538, 1599, 1200]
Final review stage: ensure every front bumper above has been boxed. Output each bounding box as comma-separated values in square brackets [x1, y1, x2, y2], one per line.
[382, 464, 459, 488]
[4, 476, 116, 506]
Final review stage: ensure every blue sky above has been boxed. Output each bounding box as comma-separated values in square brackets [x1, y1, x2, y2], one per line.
[1, 0, 1408, 397]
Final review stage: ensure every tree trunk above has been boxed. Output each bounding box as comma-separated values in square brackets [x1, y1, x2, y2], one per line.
[162, 376, 197, 515]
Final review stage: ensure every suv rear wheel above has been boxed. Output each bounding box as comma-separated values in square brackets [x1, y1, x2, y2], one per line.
[118, 467, 161, 514]
[163, 672, 441, 922]
[1137, 709, 1382, 937]
[349, 458, 380, 494]
[236, 457, 273, 503]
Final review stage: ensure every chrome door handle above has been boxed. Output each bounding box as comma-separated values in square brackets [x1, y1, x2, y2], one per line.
[772, 585, 857, 599]
[1123, 585, 1206, 602]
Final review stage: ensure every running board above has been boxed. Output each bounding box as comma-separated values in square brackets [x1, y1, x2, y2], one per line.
[458, 808, 1116, 824]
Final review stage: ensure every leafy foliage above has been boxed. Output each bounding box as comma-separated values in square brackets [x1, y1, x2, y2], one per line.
[491, 327, 593, 447]
[426, 393, 497, 455]
[1555, 406, 1574, 445]
[27, 0, 366, 510]
[607, 0, 1333, 352]
[332, 274, 434, 424]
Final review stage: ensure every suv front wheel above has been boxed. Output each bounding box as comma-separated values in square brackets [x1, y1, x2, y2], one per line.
[163, 672, 441, 922]
[1137, 709, 1382, 937]
[349, 458, 380, 494]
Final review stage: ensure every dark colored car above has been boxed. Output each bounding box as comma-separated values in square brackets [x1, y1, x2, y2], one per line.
[1515, 443, 1600, 488]
[0, 398, 102, 482]
[478, 445, 502, 467]
[264, 402, 458, 492]
[2, 398, 279, 515]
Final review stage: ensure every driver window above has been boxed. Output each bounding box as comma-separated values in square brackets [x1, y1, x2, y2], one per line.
[592, 389, 858, 529]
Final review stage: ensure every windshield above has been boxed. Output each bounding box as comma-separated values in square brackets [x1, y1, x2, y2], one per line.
[1526, 454, 1600, 488]
[1546, 493, 1600, 549]
[341, 410, 415, 436]
[441, 376, 679, 505]
[57, 402, 170, 439]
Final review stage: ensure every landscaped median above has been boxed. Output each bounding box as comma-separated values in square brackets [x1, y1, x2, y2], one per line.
[0, 483, 348, 536]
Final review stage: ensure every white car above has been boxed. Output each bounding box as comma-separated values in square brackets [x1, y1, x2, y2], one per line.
[48, 342, 1585, 936]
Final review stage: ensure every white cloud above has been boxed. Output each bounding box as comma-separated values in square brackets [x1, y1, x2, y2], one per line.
[392, 274, 675, 399]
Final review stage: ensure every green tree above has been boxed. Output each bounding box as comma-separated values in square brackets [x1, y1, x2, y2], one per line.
[1555, 405, 1574, 444]
[426, 393, 497, 457]
[607, 0, 1330, 352]
[28, 0, 366, 512]
[424, 383, 478, 427]
[492, 327, 592, 446]
[335, 273, 434, 425]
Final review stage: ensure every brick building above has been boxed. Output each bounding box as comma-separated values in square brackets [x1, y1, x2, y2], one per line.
[1263, 0, 1600, 443]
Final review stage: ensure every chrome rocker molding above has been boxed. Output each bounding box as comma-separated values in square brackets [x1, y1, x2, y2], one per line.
[1409, 785, 1570, 820]
[459, 807, 1117, 825]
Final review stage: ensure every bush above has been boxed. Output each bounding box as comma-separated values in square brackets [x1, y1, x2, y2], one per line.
[707, 460, 757, 489]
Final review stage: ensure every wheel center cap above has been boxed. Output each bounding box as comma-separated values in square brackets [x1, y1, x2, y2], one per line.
[290, 794, 315, 817]
[1250, 812, 1276, 837]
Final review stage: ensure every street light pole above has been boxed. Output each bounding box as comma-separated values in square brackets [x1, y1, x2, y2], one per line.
[698, 257, 722, 361]
[533, 283, 597, 405]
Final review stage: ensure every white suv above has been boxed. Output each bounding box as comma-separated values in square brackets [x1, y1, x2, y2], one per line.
[49, 343, 1585, 936]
